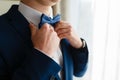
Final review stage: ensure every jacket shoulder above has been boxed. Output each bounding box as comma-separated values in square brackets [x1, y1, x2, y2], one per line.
[0, 13, 10, 27]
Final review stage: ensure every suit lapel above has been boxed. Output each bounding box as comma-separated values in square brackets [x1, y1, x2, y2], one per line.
[5, 5, 32, 47]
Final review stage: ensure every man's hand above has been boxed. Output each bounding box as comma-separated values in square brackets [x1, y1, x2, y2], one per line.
[29, 23, 60, 58]
[55, 21, 83, 49]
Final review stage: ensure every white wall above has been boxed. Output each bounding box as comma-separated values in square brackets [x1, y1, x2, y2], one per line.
[0, 0, 19, 15]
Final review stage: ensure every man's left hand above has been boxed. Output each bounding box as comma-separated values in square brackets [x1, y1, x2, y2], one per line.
[55, 21, 83, 49]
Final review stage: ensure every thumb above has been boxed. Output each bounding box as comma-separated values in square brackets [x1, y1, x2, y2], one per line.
[29, 23, 37, 36]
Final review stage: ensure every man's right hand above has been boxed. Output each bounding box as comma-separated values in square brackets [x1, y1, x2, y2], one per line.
[29, 23, 60, 58]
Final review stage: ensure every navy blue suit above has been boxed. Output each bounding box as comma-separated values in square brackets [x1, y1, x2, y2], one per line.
[0, 5, 88, 80]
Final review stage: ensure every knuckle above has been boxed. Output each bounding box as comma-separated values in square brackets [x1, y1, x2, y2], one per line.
[67, 32, 71, 35]
[50, 28, 54, 32]
[69, 27, 72, 32]
[68, 25, 72, 31]
[42, 23, 49, 29]
[68, 23, 72, 28]
[43, 26, 50, 32]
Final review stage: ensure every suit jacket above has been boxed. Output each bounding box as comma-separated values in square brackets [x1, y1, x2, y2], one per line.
[0, 5, 88, 80]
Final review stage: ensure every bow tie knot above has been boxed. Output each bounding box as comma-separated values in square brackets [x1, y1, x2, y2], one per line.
[39, 14, 60, 28]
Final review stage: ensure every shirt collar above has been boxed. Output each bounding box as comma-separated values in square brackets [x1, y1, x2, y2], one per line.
[18, 2, 53, 27]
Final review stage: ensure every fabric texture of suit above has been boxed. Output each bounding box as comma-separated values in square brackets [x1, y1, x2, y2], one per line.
[0, 5, 88, 80]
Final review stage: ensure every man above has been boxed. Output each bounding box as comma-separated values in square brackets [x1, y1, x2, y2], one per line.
[0, 0, 88, 80]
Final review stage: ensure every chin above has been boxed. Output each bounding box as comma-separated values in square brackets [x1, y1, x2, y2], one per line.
[37, 0, 61, 6]
[50, 0, 61, 6]
[51, 0, 61, 3]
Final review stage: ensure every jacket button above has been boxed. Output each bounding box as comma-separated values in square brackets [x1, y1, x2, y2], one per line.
[50, 75, 55, 80]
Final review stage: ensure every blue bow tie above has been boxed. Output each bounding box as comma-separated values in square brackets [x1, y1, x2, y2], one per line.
[39, 14, 60, 28]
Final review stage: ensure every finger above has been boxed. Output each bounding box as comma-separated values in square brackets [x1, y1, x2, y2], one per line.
[52, 31, 60, 43]
[49, 25, 54, 32]
[58, 32, 70, 40]
[29, 23, 37, 36]
[56, 28, 70, 36]
[40, 23, 50, 32]
[58, 34, 66, 40]
[48, 27, 56, 37]
[55, 21, 71, 31]
[40, 23, 55, 37]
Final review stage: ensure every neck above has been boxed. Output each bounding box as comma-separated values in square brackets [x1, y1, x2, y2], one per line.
[21, 1, 52, 16]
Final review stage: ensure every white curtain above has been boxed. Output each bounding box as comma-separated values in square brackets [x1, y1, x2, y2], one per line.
[58, 0, 120, 80]
[92, 0, 120, 80]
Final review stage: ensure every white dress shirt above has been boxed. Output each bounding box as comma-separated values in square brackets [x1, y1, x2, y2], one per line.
[18, 2, 63, 78]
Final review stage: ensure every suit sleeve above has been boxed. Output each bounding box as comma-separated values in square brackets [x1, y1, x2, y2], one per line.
[0, 48, 61, 80]
[70, 39, 89, 77]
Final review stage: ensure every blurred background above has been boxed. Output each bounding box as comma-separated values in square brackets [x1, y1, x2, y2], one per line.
[0, 0, 120, 80]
